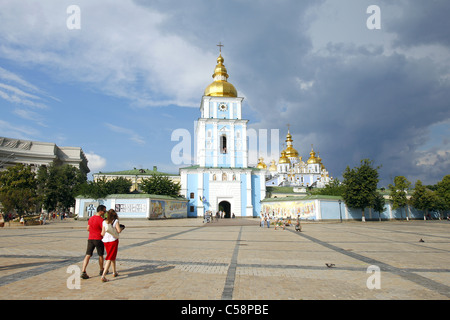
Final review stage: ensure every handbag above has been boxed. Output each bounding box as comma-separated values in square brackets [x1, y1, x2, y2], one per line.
[106, 219, 120, 239]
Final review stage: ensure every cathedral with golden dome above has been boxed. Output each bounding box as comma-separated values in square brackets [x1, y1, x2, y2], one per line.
[257, 129, 333, 189]
[179, 45, 333, 219]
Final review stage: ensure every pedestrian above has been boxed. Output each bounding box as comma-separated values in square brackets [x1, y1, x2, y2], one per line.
[295, 219, 302, 232]
[266, 215, 270, 228]
[100, 209, 122, 282]
[81, 205, 106, 279]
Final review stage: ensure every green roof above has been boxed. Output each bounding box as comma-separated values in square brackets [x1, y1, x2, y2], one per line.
[180, 165, 263, 172]
[97, 168, 178, 176]
[76, 193, 187, 201]
[106, 193, 187, 201]
[266, 186, 295, 193]
[262, 195, 342, 202]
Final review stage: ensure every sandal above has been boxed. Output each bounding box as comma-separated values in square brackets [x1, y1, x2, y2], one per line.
[81, 272, 89, 279]
[101, 277, 109, 282]
[113, 272, 119, 277]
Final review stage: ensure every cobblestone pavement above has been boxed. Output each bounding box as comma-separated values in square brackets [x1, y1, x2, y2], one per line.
[0, 218, 449, 300]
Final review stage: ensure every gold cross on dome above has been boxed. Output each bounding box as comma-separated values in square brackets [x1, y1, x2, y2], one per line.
[217, 42, 224, 53]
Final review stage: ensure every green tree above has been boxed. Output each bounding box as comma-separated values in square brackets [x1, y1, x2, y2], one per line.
[140, 174, 181, 197]
[37, 164, 87, 212]
[435, 175, 450, 218]
[0, 164, 39, 216]
[410, 180, 439, 220]
[76, 177, 132, 199]
[106, 177, 132, 195]
[372, 192, 386, 221]
[388, 176, 411, 220]
[435, 175, 450, 217]
[342, 159, 381, 221]
[311, 178, 344, 196]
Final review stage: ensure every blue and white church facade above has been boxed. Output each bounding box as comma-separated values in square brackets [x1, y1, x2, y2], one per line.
[180, 53, 266, 218]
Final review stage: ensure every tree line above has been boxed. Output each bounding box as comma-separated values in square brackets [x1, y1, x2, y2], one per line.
[0, 163, 181, 217]
[312, 159, 450, 220]
[1, 160, 448, 220]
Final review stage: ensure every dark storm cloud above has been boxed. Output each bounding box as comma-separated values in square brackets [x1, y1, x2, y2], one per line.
[237, 2, 450, 186]
[296, 45, 450, 186]
[382, 0, 450, 48]
[136, 0, 450, 185]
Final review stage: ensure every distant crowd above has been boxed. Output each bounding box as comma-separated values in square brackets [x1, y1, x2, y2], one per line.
[0, 211, 73, 226]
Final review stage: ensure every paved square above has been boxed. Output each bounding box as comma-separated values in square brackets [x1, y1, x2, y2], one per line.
[0, 218, 449, 300]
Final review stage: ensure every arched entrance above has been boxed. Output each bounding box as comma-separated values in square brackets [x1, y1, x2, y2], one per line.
[218, 200, 231, 218]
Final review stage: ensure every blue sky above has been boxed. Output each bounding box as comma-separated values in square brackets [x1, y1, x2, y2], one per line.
[0, 0, 449, 187]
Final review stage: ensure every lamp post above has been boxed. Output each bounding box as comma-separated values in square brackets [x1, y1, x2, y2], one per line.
[338, 199, 342, 223]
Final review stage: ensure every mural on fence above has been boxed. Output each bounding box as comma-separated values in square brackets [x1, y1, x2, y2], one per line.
[115, 203, 147, 214]
[150, 200, 187, 219]
[261, 200, 317, 220]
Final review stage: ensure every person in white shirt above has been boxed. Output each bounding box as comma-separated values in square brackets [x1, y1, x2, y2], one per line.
[100, 209, 123, 282]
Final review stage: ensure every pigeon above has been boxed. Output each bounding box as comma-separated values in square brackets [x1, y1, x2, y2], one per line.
[419, 238, 425, 242]
[325, 263, 335, 268]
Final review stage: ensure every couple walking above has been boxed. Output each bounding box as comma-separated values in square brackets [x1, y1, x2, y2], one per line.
[81, 205, 124, 282]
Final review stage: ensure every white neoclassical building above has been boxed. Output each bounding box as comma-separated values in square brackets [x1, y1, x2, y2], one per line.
[0, 136, 89, 175]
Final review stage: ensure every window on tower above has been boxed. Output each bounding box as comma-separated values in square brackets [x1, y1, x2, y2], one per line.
[220, 135, 227, 154]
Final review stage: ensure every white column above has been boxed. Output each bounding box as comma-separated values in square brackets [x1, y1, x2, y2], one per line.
[197, 120, 206, 167]
[197, 171, 204, 217]
[237, 101, 242, 119]
[246, 172, 253, 216]
[213, 122, 218, 167]
[230, 123, 235, 167]
[242, 123, 248, 168]
[204, 98, 210, 118]
[259, 172, 266, 201]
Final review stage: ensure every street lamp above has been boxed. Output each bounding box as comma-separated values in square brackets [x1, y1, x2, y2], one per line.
[338, 199, 342, 223]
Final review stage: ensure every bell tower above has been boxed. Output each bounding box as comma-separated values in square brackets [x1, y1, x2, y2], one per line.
[180, 44, 266, 219]
[197, 49, 248, 168]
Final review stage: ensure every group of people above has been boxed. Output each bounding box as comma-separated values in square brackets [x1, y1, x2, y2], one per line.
[81, 205, 124, 282]
[40, 211, 70, 224]
[203, 210, 235, 223]
[260, 214, 271, 228]
[260, 213, 302, 231]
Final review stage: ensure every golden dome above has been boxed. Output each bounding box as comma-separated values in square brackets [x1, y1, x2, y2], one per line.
[204, 54, 238, 97]
[269, 160, 277, 172]
[307, 146, 320, 164]
[284, 130, 299, 158]
[285, 146, 299, 158]
[256, 157, 267, 169]
[279, 150, 291, 164]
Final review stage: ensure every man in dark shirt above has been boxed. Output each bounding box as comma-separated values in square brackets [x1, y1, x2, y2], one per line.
[81, 205, 106, 279]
